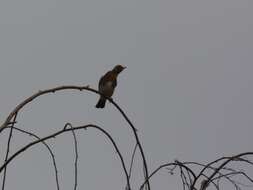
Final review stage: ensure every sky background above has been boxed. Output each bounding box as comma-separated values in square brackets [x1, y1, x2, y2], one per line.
[0, 0, 253, 189]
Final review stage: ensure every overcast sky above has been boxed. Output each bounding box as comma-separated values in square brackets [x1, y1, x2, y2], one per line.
[0, 0, 253, 190]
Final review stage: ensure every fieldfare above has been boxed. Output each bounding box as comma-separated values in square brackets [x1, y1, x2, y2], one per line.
[95, 65, 126, 108]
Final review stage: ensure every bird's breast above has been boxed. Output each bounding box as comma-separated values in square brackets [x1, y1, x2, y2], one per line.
[99, 81, 115, 97]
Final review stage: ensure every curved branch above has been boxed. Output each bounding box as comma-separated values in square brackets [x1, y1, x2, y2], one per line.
[110, 100, 150, 190]
[140, 161, 196, 190]
[7, 126, 60, 190]
[191, 152, 253, 189]
[65, 123, 78, 190]
[184, 161, 252, 189]
[206, 152, 253, 186]
[0, 85, 90, 132]
[129, 143, 138, 179]
[0, 85, 149, 190]
[0, 124, 130, 190]
[2, 113, 18, 190]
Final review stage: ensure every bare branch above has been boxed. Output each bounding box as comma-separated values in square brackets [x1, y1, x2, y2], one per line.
[0, 124, 131, 190]
[2, 113, 18, 190]
[203, 153, 253, 188]
[0, 85, 149, 190]
[6, 126, 60, 190]
[128, 143, 138, 179]
[140, 160, 196, 190]
[65, 123, 78, 190]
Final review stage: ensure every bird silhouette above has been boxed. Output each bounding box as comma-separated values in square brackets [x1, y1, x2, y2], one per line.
[96, 65, 126, 108]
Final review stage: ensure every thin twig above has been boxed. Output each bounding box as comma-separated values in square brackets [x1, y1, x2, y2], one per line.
[65, 123, 78, 190]
[111, 101, 150, 190]
[190, 153, 253, 190]
[204, 153, 253, 187]
[184, 161, 244, 189]
[6, 126, 60, 190]
[179, 165, 187, 190]
[0, 85, 149, 190]
[0, 124, 131, 190]
[128, 143, 138, 179]
[140, 161, 196, 190]
[2, 113, 17, 190]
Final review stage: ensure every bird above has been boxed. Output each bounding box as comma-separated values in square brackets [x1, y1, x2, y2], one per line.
[95, 65, 126, 108]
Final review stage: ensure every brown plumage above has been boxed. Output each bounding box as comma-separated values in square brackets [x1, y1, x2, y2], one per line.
[96, 65, 126, 108]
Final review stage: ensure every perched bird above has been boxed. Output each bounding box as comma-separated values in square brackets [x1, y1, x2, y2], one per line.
[96, 65, 126, 108]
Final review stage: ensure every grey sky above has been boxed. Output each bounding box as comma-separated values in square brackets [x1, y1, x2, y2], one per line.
[0, 0, 253, 189]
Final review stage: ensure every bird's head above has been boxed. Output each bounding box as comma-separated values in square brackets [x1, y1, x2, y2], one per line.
[112, 65, 126, 74]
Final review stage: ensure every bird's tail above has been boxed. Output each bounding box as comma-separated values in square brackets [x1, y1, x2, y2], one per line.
[95, 97, 106, 108]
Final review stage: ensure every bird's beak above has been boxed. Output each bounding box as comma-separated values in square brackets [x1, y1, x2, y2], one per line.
[123, 66, 127, 69]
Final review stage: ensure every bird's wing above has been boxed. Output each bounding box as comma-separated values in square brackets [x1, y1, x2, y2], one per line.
[99, 71, 117, 88]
